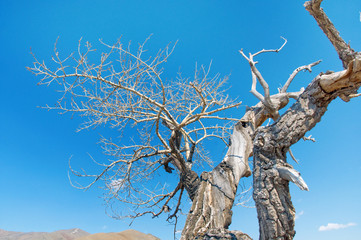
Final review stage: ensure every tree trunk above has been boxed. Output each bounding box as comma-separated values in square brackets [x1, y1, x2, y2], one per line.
[181, 3, 361, 236]
[253, 58, 361, 239]
[181, 122, 253, 240]
[180, 59, 361, 240]
[180, 98, 291, 239]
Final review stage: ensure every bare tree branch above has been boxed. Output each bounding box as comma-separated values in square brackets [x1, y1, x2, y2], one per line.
[304, 0, 360, 68]
[281, 60, 322, 93]
[28, 37, 243, 221]
[240, 38, 320, 122]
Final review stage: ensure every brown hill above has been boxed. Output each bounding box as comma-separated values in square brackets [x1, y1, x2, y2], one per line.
[75, 229, 160, 240]
[0, 228, 89, 240]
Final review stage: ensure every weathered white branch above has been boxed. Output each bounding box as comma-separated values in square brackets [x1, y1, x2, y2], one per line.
[275, 165, 309, 191]
[252, 37, 287, 57]
[239, 39, 289, 120]
[286, 88, 305, 100]
[302, 135, 316, 142]
[349, 93, 361, 98]
[281, 60, 322, 93]
[288, 148, 299, 164]
[240, 38, 319, 123]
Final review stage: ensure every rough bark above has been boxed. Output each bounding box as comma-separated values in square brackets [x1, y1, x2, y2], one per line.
[181, 97, 293, 239]
[181, 122, 253, 240]
[180, 2, 361, 239]
[249, 2, 361, 239]
[28, 0, 361, 239]
[181, 168, 201, 201]
[304, 0, 359, 68]
[169, 129, 201, 201]
[253, 58, 361, 240]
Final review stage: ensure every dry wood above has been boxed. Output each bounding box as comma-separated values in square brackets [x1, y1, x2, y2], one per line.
[28, 1, 361, 239]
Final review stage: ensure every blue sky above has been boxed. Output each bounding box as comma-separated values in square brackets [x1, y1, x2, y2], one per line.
[0, 0, 360, 239]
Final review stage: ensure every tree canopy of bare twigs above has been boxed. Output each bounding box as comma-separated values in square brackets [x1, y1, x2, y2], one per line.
[28, 36, 243, 222]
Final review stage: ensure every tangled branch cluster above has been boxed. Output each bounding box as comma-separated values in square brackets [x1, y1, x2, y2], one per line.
[28, 37, 242, 221]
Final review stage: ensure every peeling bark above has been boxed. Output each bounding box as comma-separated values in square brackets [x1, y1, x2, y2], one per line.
[181, 122, 253, 240]
[181, 97, 295, 239]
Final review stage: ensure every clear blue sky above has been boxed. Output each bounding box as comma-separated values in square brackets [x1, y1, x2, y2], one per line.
[1, 0, 360, 239]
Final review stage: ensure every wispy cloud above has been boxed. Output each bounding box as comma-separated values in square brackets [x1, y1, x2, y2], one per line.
[319, 222, 357, 231]
[107, 179, 125, 192]
[295, 210, 304, 220]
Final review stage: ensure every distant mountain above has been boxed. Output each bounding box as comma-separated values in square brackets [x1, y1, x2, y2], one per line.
[0, 228, 89, 240]
[76, 229, 160, 240]
[0, 229, 160, 240]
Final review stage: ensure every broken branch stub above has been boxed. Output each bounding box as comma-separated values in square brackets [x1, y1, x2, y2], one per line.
[275, 165, 309, 191]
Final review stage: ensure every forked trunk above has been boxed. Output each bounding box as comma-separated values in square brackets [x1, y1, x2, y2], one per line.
[181, 122, 253, 240]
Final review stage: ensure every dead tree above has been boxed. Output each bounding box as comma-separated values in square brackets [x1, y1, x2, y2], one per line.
[28, 0, 360, 239]
[249, 1, 361, 239]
